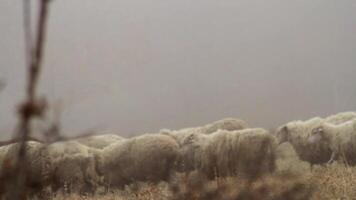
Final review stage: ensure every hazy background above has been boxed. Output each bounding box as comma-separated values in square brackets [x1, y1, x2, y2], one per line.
[1, 0, 355, 139]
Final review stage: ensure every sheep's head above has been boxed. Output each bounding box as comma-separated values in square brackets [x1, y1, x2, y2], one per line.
[308, 127, 325, 145]
[275, 125, 290, 145]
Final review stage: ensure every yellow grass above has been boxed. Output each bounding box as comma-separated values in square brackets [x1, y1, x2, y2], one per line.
[49, 163, 356, 200]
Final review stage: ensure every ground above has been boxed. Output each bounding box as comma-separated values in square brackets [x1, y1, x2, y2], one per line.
[49, 163, 356, 200]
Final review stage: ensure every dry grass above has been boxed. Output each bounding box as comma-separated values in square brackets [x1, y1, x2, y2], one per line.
[309, 164, 356, 200]
[46, 163, 356, 200]
[51, 183, 172, 200]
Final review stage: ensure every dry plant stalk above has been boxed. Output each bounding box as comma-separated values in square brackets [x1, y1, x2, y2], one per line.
[18, 0, 51, 177]
[3, 0, 52, 198]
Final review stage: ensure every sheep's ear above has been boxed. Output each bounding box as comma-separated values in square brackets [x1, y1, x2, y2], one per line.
[279, 126, 289, 137]
[282, 126, 288, 133]
[284, 126, 291, 140]
[276, 125, 289, 144]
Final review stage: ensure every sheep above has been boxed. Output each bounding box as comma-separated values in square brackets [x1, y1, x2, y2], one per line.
[308, 119, 356, 165]
[178, 128, 277, 180]
[200, 118, 248, 134]
[43, 141, 102, 194]
[50, 153, 99, 194]
[275, 117, 332, 167]
[0, 141, 52, 197]
[95, 134, 180, 189]
[161, 128, 201, 147]
[0, 144, 13, 174]
[275, 143, 311, 175]
[325, 111, 356, 125]
[162, 118, 248, 146]
[175, 131, 209, 173]
[75, 134, 125, 149]
[226, 128, 277, 178]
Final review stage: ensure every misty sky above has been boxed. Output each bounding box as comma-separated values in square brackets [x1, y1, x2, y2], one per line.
[1, 0, 356, 139]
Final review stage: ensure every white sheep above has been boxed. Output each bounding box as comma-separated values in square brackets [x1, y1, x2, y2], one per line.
[0, 144, 13, 174]
[162, 128, 201, 147]
[325, 111, 356, 125]
[75, 134, 125, 149]
[50, 153, 99, 194]
[275, 117, 332, 166]
[0, 141, 51, 196]
[200, 118, 248, 134]
[95, 134, 180, 189]
[43, 141, 102, 194]
[162, 118, 248, 146]
[308, 119, 356, 165]
[179, 128, 277, 179]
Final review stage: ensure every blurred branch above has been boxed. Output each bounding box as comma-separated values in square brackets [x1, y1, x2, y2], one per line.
[18, 0, 51, 149]
[23, 0, 33, 66]
[8, 0, 52, 198]
[26, 0, 50, 101]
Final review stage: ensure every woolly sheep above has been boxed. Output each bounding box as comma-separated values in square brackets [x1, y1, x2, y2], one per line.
[161, 128, 200, 147]
[325, 111, 356, 125]
[276, 113, 356, 166]
[275, 143, 311, 175]
[308, 119, 356, 165]
[0, 144, 13, 173]
[50, 153, 99, 194]
[175, 131, 209, 173]
[43, 141, 102, 194]
[200, 118, 248, 134]
[0, 141, 51, 196]
[95, 134, 180, 189]
[162, 118, 248, 146]
[179, 128, 277, 179]
[75, 134, 125, 149]
[277, 117, 331, 167]
[275, 117, 332, 166]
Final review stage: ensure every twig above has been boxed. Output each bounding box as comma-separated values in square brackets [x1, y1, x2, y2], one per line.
[7, 0, 52, 198]
[23, 0, 33, 66]
[18, 0, 50, 161]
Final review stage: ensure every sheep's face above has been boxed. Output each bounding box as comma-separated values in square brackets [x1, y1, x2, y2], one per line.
[308, 127, 324, 145]
[276, 126, 289, 144]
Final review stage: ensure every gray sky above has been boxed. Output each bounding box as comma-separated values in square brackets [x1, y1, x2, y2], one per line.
[1, 0, 356, 139]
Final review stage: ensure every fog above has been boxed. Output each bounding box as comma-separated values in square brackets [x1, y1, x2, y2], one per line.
[0, 0, 356, 139]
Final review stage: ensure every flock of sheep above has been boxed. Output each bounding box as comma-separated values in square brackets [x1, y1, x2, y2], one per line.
[0, 112, 356, 197]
